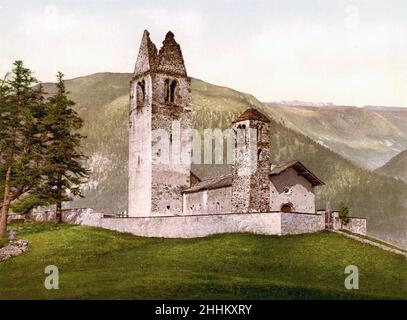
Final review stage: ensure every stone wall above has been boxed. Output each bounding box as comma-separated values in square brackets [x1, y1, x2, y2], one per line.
[270, 167, 315, 213]
[281, 212, 325, 235]
[28, 208, 98, 224]
[26, 209, 330, 238]
[183, 187, 232, 215]
[7, 214, 26, 223]
[86, 212, 282, 238]
[332, 212, 367, 235]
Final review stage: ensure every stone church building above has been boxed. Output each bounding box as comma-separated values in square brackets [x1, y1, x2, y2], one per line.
[26, 30, 368, 239]
[128, 30, 325, 225]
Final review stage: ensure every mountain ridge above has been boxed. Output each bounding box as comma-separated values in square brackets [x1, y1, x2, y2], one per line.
[376, 149, 407, 184]
[264, 102, 407, 169]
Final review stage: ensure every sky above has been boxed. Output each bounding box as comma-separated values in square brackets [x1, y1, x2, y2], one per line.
[0, 0, 406, 107]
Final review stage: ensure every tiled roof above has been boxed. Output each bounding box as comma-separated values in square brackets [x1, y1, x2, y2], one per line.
[232, 107, 271, 123]
[270, 160, 325, 186]
[183, 174, 232, 193]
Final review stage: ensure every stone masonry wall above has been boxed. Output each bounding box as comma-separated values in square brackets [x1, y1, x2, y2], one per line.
[332, 212, 367, 235]
[150, 75, 192, 215]
[26, 209, 329, 238]
[28, 208, 98, 224]
[128, 74, 153, 217]
[28, 210, 282, 238]
[86, 212, 282, 238]
[281, 212, 325, 235]
[183, 186, 232, 214]
[232, 119, 270, 213]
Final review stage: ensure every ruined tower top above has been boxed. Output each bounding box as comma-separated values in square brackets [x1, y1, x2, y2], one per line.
[134, 30, 158, 76]
[133, 30, 187, 78]
[157, 31, 187, 77]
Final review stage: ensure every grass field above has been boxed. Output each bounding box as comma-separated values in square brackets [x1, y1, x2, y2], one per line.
[0, 221, 405, 300]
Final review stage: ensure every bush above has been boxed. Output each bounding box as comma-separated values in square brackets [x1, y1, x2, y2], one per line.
[338, 203, 350, 229]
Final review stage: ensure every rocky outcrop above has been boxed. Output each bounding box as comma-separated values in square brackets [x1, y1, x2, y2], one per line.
[0, 240, 29, 262]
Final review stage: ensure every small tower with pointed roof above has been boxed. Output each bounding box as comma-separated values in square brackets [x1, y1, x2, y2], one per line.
[231, 107, 271, 213]
[128, 31, 192, 217]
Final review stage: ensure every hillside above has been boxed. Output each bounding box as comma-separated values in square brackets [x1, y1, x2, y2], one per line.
[41, 73, 407, 248]
[264, 103, 407, 169]
[376, 150, 407, 184]
[0, 221, 405, 299]
[365, 106, 407, 135]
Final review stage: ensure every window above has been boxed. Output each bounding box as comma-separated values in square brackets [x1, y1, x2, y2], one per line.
[281, 203, 293, 213]
[216, 202, 220, 212]
[257, 124, 263, 142]
[164, 79, 177, 104]
[136, 80, 145, 112]
[237, 124, 247, 144]
[170, 80, 177, 103]
[164, 79, 170, 103]
[257, 149, 262, 161]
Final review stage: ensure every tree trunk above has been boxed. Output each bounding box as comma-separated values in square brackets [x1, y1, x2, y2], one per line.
[0, 165, 13, 238]
[55, 174, 62, 223]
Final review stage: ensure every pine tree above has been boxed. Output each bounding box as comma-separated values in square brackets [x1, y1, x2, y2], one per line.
[338, 203, 350, 229]
[0, 61, 47, 238]
[40, 72, 89, 223]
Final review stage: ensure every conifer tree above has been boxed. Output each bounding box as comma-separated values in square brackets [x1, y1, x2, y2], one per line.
[339, 203, 350, 229]
[0, 61, 47, 238]
[41, 72, 89, 223]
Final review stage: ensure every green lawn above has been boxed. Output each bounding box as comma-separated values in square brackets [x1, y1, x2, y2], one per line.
[0, 221, 406, 300]
[0, 238, 8, 249]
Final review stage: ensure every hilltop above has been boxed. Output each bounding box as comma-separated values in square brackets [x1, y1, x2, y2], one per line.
[376, 150, 407, 184]
[40, 73, 407, 248]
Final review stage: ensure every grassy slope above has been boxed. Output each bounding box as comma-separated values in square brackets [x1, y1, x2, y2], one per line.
[40, 73, 407, 248]
[376, 150, 407, 184]
[0, 221, 405, 300]
[264, 103, 407, 169]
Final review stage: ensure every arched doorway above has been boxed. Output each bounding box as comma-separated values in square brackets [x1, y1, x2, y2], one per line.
[281, 203, 293, 213]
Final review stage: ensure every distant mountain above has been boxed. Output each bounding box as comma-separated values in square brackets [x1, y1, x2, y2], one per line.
[376, 150, 407, 184]
[264, 103, 407, 169]
[364, 106, 407, 138]
[41, 73, 407, 248]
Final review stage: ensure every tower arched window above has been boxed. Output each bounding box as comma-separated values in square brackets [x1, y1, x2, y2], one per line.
[164, 79, 177, 104]
[170, 80, 177, 103]
[257, 149, 262, 161]
[164, 79, 170, 103]
[136, 80, 145, 112]
[257, 124, 263, 142]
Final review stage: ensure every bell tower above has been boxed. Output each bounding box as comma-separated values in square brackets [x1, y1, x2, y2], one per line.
[231, 107, 271, 213]
[128, 31, 192, 217]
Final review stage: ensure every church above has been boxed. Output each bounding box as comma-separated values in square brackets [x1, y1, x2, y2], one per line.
[128, 30, 325, 223]
[27, 31, 367, 239]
